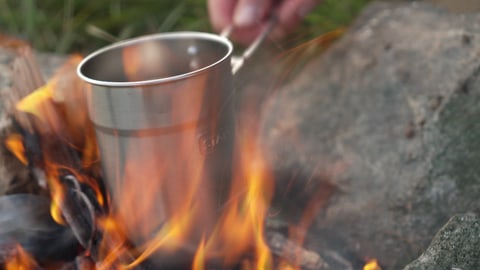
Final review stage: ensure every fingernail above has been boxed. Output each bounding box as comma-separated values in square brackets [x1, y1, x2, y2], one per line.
[234, 4, 258, 27]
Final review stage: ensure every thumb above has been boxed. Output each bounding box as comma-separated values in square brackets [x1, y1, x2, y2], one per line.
[233, 0, 273, 27]
[277, 0, 319, 30]
[208, 0, 238, 32]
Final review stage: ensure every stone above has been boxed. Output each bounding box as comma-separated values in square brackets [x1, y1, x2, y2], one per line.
[403, 213, 480, 270]
[428, 0, 480, 13]
[258, 2, 480, 269]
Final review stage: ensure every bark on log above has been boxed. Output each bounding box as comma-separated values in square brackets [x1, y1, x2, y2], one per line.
[0, 48, 64, 195]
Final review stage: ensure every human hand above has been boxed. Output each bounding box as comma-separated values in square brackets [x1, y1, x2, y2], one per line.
[208, 0, 319, 44]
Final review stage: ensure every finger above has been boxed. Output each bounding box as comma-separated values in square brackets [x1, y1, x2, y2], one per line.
[208, 0, 238, 32]
[229, 26, 263, 45]
[275, 0, 319, 35]
[233, 0, 273, 27]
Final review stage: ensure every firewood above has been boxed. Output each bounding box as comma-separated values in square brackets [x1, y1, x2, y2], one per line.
[0, 47, 46, 195]
[0, 115, 39, 195]
[266, 231, 329, 270]
[2, 47, 45, 133]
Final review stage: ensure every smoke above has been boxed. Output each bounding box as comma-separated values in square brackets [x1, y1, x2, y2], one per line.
[0, 194, 78, 263]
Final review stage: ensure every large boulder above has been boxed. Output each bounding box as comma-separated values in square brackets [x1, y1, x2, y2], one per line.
[428, 0, 480, 13]
[404, 213, 480, 270]
[258, 2, 480, 269]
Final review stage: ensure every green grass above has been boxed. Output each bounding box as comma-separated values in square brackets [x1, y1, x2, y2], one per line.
[0, 0, 371, 54]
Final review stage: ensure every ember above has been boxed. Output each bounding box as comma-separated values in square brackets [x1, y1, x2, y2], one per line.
[5, 245, 38, 270]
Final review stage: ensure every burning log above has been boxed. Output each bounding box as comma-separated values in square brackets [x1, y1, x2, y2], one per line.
[0, 47, 110, 267]
[0, 49, 338, 270]
[0, 48, 44, 196]
[0, 115, 40, 195]
[266, 232, 329, 270]
[58, 174, 98, 250]
[0, 44, 346, 270]
[3, 47, 45, 133]
[0, 194, 78, 266]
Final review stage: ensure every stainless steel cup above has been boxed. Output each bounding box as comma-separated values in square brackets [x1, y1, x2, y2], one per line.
[77, 32, 236, 252]
[76, 18, 275, 264]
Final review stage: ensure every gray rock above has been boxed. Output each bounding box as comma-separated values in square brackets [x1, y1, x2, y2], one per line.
[403, 213, 480, 270]
[259, 2, 480, 269]
[428, 0, 480, 13]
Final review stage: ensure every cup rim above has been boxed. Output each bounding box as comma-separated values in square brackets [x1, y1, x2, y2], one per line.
[77, 31, 233, 87]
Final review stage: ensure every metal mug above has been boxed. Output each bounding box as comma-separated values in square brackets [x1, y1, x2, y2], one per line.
[77, 22, 273, 262]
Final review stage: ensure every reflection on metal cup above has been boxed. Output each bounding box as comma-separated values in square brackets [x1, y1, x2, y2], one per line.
[77, 32, 235, 258]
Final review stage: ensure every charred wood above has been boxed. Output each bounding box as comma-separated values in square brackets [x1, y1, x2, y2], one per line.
[0, 115, 41, 195]
[0, 194, 78, 264]
[58, 174, 97, 250]
[0, 47, 47, 196]
[2, 47, 44, 133]
[266, 231, 329, 270]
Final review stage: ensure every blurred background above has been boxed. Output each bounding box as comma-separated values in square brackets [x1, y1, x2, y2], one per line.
[0, 0, 371, 54]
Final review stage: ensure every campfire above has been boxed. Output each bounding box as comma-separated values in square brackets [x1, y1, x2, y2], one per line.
[0, 41, 377, 270]
[4, 2, 480, 269]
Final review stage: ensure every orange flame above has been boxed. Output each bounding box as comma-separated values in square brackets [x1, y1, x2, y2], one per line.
[5, 33, 342, 269]
[47, 170, 67, 225]
[214, 129, 274, 269]
[16, 55, 99, 161]
[4, 133, 28, 165]
[9, 55, 104, 226]
[182, 127, 275, 269]
[90, 44, 278, 269]
[363, 258, 382, 270]
[5, 245, 39, 270]
[192, 237, 207, 270]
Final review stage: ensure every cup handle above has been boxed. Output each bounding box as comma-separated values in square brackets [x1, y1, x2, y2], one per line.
[220, 16, 277, 74]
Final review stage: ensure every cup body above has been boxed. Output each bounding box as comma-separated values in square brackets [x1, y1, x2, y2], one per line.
[77, 32, 235, 255]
